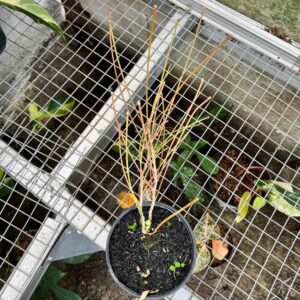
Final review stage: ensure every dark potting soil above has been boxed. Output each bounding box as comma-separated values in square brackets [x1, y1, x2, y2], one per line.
[211, 148, 267, 206]
[109, 206, 194, 296]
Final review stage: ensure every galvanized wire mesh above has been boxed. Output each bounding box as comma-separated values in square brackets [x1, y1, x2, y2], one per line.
[0, 0, 299, 299]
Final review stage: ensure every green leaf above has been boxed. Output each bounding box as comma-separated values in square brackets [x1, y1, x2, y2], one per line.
[181, 176, 202, 200]
[194, 213, 221, 242]
[0, 168, 4, 180]
[62, 254, 91, 265]
[32, 264, 81, 300]
[236, 191, 252, 223]
[252, 196, 267, 210]
[207, 104, 229, 120]
[43, 97, 75, 118]
[174, 261, 181, 268]
[127, 220, 137, 231]
[196, 153, 219, 174]
[45, 264, 65, 284]
[28, 103, 42, 122]
[0, 0, 64, 37]
[0, 177, 15, 198]
[52, 286, 81, 300]
[180, 263, 185, 267]
[256, 180, 300, 212]
[169, 265, 176, 272]
[191, 140, 208, 150]
[193, 245, 211, 273]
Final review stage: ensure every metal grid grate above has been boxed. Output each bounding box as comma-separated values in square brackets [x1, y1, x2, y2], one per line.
[0, 0, 299, 299]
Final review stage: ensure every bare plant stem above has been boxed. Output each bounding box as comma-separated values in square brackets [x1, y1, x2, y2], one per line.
[148, 198, 199, 236]
[109, 8, 229, 234]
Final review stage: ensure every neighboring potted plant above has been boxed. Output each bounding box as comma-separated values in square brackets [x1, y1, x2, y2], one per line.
[193, 213, 232, 273]
[0, 0, 64, 54]
[106, 9, 230, 299]
[211, 149, 300, 221]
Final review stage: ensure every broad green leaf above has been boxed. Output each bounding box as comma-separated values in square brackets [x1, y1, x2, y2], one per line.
[174, 261, 181, 268]
[191, 140, 208, 150]
[43, 97, 75, 118]
[176, 149, 192, 166]
[207, 104, 229, 120]
[0, 168, 4, 180]
[0, 0, 64, 37]
[62, 254, 91, 265]
[256, 180, 300, 210]
[273, 181, 293, 193]
[44, 264, 65, 284]
[181, 176, 202, 200]
[32, 264, 81, 300]
[0, 177, 15, 198]
[52, 286, 81, 300]
[193, 244, 211, 273]
[196, 153, 219, 174]
[252, 196, 267, 210]
[236, 191, 251, 223]
[178, 134, 192, 151]
[267, 190, 300, 217]
[194, 213, 220, 242]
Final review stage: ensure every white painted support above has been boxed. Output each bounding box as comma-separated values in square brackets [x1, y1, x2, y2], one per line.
[0, 218, 64, 300]
[0, 140, 110, 250]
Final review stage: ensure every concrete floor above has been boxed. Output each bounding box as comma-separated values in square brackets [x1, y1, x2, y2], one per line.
[218, 0, 300, 42]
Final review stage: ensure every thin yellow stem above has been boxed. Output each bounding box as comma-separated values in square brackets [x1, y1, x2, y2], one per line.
[148, 197, 199, 236]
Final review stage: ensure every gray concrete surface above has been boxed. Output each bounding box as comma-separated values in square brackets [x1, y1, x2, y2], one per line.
[0, 0, 64, 111]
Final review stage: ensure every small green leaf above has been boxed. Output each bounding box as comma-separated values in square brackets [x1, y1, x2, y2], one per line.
[169, 265, 176, 272]
[62, 254, 91, 265]
[253, 196, 267, 210]
[127, 220, 137, 231]
[0, 0, 64, 37]
[0, 177, 15, 198]
[236, 191, 252, 223]
[193, 245, 211, 273]
[166, 221, 172, 227]
[180, 263, 185, 267]
[43, 97, 75, 118]
[196, 153, 219, 174]
[174, 261, 181, 268]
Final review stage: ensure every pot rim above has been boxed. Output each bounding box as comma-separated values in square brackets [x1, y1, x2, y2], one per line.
[106, 202, 197, 299]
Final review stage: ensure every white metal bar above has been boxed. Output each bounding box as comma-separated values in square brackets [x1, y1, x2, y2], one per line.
[0, 217, 64, 300]
[169, 0, 300, 72]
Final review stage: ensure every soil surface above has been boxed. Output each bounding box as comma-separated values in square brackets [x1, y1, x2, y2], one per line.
[109, 206, 195, 296]
[57, 252, 134, 300]
[211, 148, 269, 206]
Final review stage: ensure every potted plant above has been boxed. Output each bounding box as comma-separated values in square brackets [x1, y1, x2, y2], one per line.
[106, 9, 230, 299]
[0, 0, 64, 54]
[193, 213, 232, 273]
[211, 149, 300, 221]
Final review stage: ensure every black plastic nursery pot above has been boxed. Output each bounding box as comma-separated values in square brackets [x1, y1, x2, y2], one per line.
[0, 26, 6, 54]
[106, 202, 196, 299]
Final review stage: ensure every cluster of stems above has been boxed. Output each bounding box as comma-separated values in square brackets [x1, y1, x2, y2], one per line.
[109, 7, 229, 234]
